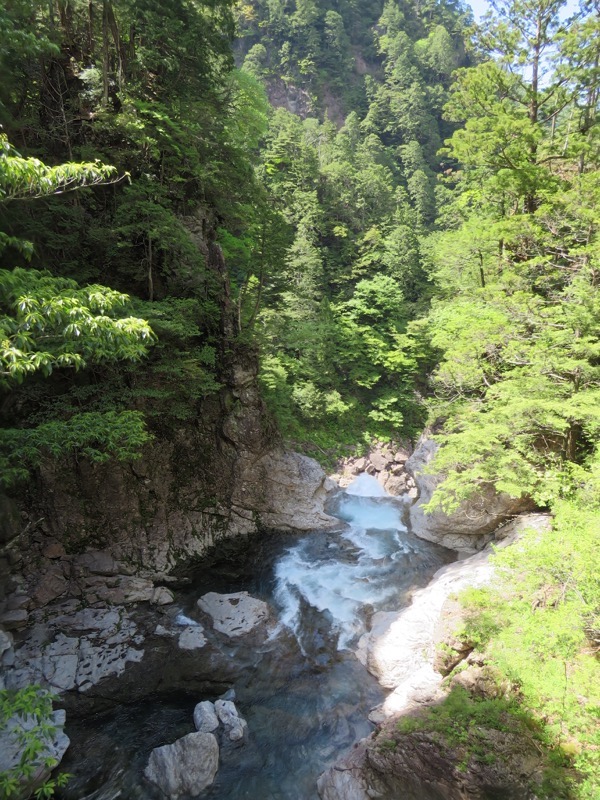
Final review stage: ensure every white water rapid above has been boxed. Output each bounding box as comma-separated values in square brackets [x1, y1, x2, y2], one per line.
[274, 475, 414, 652]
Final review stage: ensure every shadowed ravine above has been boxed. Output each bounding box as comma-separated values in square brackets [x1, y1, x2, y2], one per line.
[58, 476, 454, 800]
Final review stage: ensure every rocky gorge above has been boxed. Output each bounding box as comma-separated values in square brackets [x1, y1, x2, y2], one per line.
[0, 400, 551, 800]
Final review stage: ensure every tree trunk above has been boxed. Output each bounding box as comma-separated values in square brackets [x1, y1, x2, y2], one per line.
[105, 1, 125, 89]
[147, 237, 154, 302]
[102, 0, 110, 106]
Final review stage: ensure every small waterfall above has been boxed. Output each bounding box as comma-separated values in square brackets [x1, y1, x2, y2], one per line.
[274, 476, 415, 653]
[343, 472, 388, 497]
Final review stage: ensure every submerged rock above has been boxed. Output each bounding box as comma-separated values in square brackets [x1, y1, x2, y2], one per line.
[198, 591, 269, 637]
[177, 625, 207, 650]
[406, 437, 535, 551]
[144, 731, 219, 799]
[215, 698, 248, 742]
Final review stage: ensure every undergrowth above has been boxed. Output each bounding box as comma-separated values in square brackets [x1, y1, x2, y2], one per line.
[452, 487, 600, 799]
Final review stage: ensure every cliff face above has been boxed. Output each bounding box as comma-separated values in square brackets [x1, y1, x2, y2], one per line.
[1, 351, 336, 623]
[0, 212, 336, 632]
[405, 437, 536, 552]
[0, 338, 338, 703]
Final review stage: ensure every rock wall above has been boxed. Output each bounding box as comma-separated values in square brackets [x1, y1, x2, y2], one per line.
[405, 437, 536, 552]
[1, 204, 336, 618]
[0, 349, 336, 635]
[330, 440, 417, 498]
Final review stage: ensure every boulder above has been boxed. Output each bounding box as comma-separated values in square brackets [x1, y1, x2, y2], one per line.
[0, 628, 13, 658]
[405, 437, 535, 551]
[234, 449, 337, 531]
[369, 451, 390, 472]
[42, 542, 65, 560]
[73, 550, 120, 576]
[151, 586, 175, 606]
[0, 707, 70, 800]
[32, 566, 67, 607]
[144, 731, 219, 799]
[198, 591, 269, 638]
[215, 699, 247, 742]
[177, 626, 207, 650]
[5, 592, 31, 612]
[317, 741, 374, 800]
[383, 475, 407, 497]
[376, 469, 390, 488]
[0, 630, 14, 690]
[0, 609, 28, 630]
[193, 701, 219, 733]
[350, 457, 367, 475]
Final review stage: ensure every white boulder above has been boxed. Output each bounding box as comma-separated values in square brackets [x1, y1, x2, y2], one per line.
[144, 731, 219, 799]
[197, 591, 269, 637]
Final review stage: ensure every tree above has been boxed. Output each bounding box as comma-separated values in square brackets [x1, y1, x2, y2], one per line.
[418, 0, 600, 511]
[0, 685, 70, 800]
[441, 0, 595, 215]
[0, 133, 154, 485]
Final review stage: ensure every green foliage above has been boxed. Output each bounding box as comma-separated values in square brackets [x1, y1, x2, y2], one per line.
[393, 686, 576, 797]
[0, 0, 598, 796]
[395, 685, 518, 745]
[0, 132, 157, 486]
[396, 5, 600, 796]
[0, 134, 117, 203]
[454, 486, 600, 797]
[0, 0, 264, 485]
[0, 411, 150, 487]
[418, 0, 600, 511]
[422, 183, 600, 513]
[0, 686, 70, 800]
[0, 268, 154, 387]
[235, 0, 473, 451]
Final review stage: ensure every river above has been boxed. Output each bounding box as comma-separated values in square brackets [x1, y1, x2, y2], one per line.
[58, 475, 454, 800]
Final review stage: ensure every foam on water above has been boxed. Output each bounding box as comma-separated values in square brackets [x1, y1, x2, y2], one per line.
[174, 612, 200, 626]
[274, 477, 411, 651]
[338, 493, 404, 531]
[344, 473, 388, 497]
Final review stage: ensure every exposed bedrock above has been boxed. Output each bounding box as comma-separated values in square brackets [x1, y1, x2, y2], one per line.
[330, 439, 418, 498]
[405, 437, 536, 552]
[0, 351, 336, 635]
[144, 731, 220, 799]
[1, 586, 284, 705]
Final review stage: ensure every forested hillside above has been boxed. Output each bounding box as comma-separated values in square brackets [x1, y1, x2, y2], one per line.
[234, 0, 473, 449]
[0, 0, 272, 486]
[1, 0, 599, 797]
